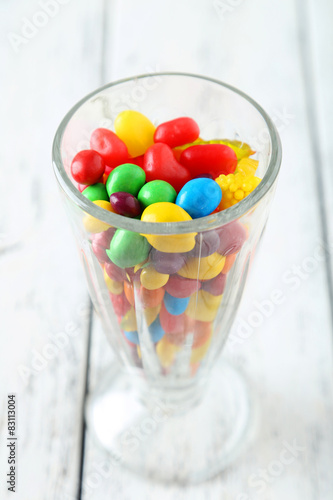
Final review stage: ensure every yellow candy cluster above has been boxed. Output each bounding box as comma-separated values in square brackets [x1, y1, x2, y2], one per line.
[215, 169, 261, 210]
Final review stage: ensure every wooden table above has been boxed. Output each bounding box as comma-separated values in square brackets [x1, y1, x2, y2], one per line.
[1, 0, 333, 498]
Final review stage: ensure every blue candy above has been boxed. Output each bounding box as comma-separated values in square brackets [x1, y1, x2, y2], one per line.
[124, 330, 139, 345]
[149, 316, 165, 343]
[164, 292, 190, 316]
[176, 178, 222, 218]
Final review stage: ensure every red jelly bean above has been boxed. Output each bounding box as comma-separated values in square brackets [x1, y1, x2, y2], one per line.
[104, 261, 127, 282]
[143, 143, 191, 193]
[160, 302, 186, 334]
[110, 192, 141, 218]
[165, 274, 201, 299]
[90, 128, 129, 169]
[154, 117, 200, 148]
[180, 144, 237, 178]
[201, 272, 226, 296]
[129, 155, 144, 168]
[71, 150, 105, 185]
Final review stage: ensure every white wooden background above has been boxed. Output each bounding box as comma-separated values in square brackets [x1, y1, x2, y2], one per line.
[1, 0, 333, 498]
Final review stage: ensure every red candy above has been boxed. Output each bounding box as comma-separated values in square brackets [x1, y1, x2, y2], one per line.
[110, 192, 141, 218]
[180, 144, 237, 178]
[71, 150, 105, 185]
[91, 228, 116, 263]
[160, 302, 186, 334]
[129, 155, 144, 168]
[90, 128, 129, 169]
[143, 143, 191, 193]
[154, 117, 200, 148]
[109, 291, 131, 316]
[217, 221, 247, 256]
[201, 272, 226, 296]
[165, 274, 201, 298]
[104, 261, 127, 282]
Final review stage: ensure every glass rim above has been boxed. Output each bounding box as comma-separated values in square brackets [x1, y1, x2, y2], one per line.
[52, 72, 282, 235]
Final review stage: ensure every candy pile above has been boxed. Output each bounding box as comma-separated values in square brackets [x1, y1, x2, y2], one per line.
[70, 111, 261, 372]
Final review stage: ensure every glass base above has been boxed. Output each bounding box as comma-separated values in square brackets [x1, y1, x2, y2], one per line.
[86, 361, 253, 484]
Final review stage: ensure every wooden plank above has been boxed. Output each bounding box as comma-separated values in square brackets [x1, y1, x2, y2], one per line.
[82, 0, 333, 498]
[0, 0, 104, 498]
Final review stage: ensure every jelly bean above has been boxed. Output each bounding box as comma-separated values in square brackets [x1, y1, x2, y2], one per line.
[140, 266, 169, 290]
[90, 128, 129, 169]
[129, 155, 145, 168]
[83, 200, 115, 233]
[165, 274, 201, 298]
[164, 292, 190, 316]
[190, 337, 211, 364]
[110, 291, 131, 316]
[160, 302, 186, 334]
[201, 272, 226, 296]
[71, 150, 105, 185]
[91, 228, 116, 263]
[124, 281, 135, 306]
[178, 253, 226, 280]
[106, 229, 150, 269]
[216, 221, 247, 256]
[104, 260, 127, 282]
[187, 230, 220, 258]
[141, 202, 196, 253]
[149, 316, 165, 343]
[104, 269, 124, 294]
[138, 180, 177, 209]
[156, 337, 180, 368]
[106, 163, 146, 198]
[176, 178, 222, 219]
[143, 143, 191, 193]
[141, 286, 165, 308]
[186, 290, 223, 322]
[154, 117, 200, 148]
[176, 138, 255, 160]
[150, 248, 186, 274]
[124, 330, 139, 345]
[180, 144, 237, 178]
[114, 110, 155, 157]
[110, 192, 141, 218]
[144, 303, 161, 326]
[222, 253, 236, 274]
[82, 183, 109, 202]
[121, 307, 137, 331]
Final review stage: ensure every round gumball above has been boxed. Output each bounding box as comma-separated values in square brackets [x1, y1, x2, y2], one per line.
[187, 230, 220, 258]
[106, 229, 150, 269]
[71, 150, 105, 185]
[140, 266, 169, 290]
[82, 183, 109, 202]
[180, 144, 237, 178]
[143, 143, 191, 193]
[150, 248, 186, 274]
[201, 271, 226, 295]
[114, 110, 155, 157]
[176, 178, 222, 218]
[154, 117, 200, 148]
[90, 128, 129, 169]
[163, 292, 190, 316]
[164, 274, 201, 298]
[106, 163, 146, 198]
[110, 192, 141, 218]
[138, 180, 177, 209]
[217, 221, 247, 256]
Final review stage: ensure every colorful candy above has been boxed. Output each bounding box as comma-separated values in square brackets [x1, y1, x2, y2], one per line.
[140, 266, 169, 290]
[106, 229, 150, 268]
[114, 110, 155, 157]
[163, 292, 190, 316]
[110, 192, 141, 218]
[71, 150, 105, 185]
[83, 200, 114, 233]
[82, 183, 109, 202]
[106, 163, 146, 197]
[154, 117, 200, 148]
[176, 178, 222, 219]
[138, 180, 177, 209]
[215, 171, 261, 210]
[180, 144, 237, 178]
[90, 128, 129, 169]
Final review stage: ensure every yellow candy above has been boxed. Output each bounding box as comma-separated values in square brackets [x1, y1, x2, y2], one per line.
[178, 253, 226, 280]
[186, 290, 223, 321]
[114, 110, 155, 157]
[103, 269, 123, 295]
[156, 337, 180, 368]
[137, 345, 141, 358]
[144, 303, 161, 326]
[140, 267, 169, 290]
[215, 172, 261, 210]
[190, 336, 212, 363]
[141, 202, 196, 253]
[235, 158, 259, 176]
[83, 200, 113, 233]
[121, 307, 137, 331]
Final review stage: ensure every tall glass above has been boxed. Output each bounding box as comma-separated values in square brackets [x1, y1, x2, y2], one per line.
[53, 74, 281, 483]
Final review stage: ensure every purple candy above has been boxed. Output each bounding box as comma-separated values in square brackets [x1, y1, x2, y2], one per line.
[110, 191, 141, 218]
[91, 227, 116, 263]
[188, 230, 220, 258]
[150, 248, 187, 274]
[201, 272, 226, 296]
[217, 221, 247, 256]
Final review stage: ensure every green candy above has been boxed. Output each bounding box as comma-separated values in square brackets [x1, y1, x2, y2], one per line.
[82, 183, 109, 202]
[138, 180, 177, 209]
[106, 229, 150, 269]
[106, 163, 146, 198]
